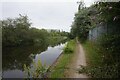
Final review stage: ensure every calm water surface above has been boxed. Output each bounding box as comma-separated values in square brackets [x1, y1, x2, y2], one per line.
[2, 42, 67, 78]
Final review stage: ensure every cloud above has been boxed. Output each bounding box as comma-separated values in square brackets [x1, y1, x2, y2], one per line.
[1, 0, 79, 2]
[1, 0, 94, 32]
[2, 2, 78, 32]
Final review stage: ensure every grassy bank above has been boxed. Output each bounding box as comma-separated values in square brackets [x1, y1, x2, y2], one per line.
[81, 41, 118, 78]
[80, 41, 103, 78]
[50, 40, 76, 78]
[82, 41, 102, 67]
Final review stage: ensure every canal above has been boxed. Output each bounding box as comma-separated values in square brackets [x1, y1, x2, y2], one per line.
[2, 42, 67, 78]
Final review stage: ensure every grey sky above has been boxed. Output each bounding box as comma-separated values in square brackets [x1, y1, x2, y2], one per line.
[1, 0, 94, 32]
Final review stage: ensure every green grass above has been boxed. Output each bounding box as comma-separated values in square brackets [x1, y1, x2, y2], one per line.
[63, 40, 75, 54]
[82, 41, 102, 66]
[80, 41, 118, 78]
[78, 41, 104, 78]
[50, 40, 76, 78]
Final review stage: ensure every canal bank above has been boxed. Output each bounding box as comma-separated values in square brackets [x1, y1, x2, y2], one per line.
[49, 40, 77, 78]
[2, 41, 67, 78]
[48, 39, 88, 78]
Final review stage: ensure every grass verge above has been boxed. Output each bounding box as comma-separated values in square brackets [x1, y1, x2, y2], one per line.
[50, 40, 76, 78]
[82, 41, 102, 67]
[80, 40, 118, 78]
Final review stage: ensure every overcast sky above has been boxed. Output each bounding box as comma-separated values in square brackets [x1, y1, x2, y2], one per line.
[0, 0, 94, 32]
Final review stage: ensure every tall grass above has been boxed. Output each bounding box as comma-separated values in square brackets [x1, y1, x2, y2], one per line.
[82, 41, 103, 66]
[24, 59, 49, 78]
[79, 40, 119, 78]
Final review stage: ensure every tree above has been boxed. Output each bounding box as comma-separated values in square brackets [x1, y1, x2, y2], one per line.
[70, 2, 93, 41]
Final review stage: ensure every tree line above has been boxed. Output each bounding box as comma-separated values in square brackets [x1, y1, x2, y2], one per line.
[70, 1, 120, 78]
[1, 15, 69, 47]
[70, 1, 120, 41]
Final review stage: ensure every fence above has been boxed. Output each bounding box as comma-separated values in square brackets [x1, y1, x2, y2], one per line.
[88, 22, 120, 42]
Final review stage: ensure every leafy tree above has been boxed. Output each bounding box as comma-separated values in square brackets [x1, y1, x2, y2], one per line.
[2, 15, 32, 46]
[76, 2, 120, 78]
[2, 15, 68, 47]
[70, 2, 94, 42]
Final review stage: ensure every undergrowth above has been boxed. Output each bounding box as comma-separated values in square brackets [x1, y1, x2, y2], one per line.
[50, 40, 76, 78]
[80, 36, 119, 78]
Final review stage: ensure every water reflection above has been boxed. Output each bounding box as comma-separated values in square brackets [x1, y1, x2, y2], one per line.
[35, 43, 66, 66]
[3, 44, 48, 71]
[2, 40, 67, 78]
[49, 39, 67, 47]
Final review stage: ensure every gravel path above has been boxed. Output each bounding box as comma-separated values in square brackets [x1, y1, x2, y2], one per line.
[64, 41, 88, 78]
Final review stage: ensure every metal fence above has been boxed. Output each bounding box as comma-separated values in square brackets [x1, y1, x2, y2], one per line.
[88, 22, 120, 42]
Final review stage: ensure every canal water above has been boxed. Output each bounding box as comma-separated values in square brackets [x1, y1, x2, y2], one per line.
[2, 42, 67, 78]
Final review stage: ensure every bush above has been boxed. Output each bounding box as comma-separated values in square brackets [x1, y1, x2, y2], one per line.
[63, 40, 75, 54]
[81, 39, 119, 78]
[79, 64, 118, 78]
[97, 34, 120, 64]
[64, 47, 73, 54]
[24, 59, 49, 78]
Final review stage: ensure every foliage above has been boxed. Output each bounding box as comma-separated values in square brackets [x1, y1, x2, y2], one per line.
[2, 15, 69, 47]
[24, 59, 49, 78]
[71, 1, 120, 78]
[48, 36, 67, 47]
[70, 1, 120, 41]
[79, 39, 119, 78]
[70, 2, 97, 42]
[82, 41, 103, 66]
[95, 2, 120, 23]
[2, 15, 69, 77]
[2, 15, 30, 46]
[63, 40, 75, 54]
[79, 64, 118, 78]
[97, 34, 120, 65]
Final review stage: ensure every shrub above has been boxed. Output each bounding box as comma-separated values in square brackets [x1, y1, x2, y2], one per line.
[24, 59, 49, 78]
[63, 40, 75, 54]
[80, 38, 119, 78]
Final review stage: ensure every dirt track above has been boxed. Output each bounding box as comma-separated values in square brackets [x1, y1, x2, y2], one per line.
[64, 40, 88, 78]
